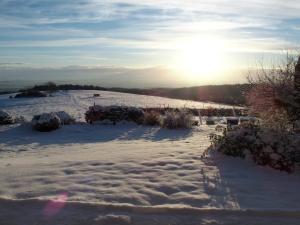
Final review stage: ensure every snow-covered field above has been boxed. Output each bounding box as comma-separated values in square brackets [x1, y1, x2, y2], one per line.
[0, 90, 300, 225]
[0, 90, 237, 122]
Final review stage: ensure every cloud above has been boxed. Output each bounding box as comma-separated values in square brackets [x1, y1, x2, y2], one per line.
[0, 0, 299, 69]
[0, 64, 247, 88]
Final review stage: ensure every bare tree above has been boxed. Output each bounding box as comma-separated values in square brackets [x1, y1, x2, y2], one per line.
[246, 53, 300, 130]
[294, 57, 300, 120]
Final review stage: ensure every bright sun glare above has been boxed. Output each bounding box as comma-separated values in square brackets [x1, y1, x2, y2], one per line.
[176, 39, 226, 81]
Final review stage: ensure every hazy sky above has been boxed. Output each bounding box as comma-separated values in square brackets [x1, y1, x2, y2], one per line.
[0, 0, 299, 87]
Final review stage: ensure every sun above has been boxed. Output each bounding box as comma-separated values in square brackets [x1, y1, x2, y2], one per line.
[176, 39, 226, 81]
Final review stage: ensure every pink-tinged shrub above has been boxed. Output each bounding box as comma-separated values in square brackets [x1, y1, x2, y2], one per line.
[246, 84, 293, 131]
[246, 55, 300, 131]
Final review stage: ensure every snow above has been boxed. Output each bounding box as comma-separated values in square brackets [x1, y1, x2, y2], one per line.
[0, 90, 238, 121]
[0, 90, 300, 225]
[53, 111, 75, 124]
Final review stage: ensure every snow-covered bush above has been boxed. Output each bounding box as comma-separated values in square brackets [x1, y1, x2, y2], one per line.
[105, 106, 128, 123]
[177, 110, 195, 128]
[85, 105, 197, 128]
[251, 131, 298, 172]
[143, 110, 161, 126]
[32, 113, 61, 132]
[0, 110, 14, 125]
[160, 110, 194, 129]
[54, 111, 75, 125]
[210, 124, 299, 173]
[210, 125, 255, 158]
[0, 111, 27, 125]
[85, 105, 144, 124]
[15, 90, 47, 98]
[14, 116, 26, 123]
[160, 111, 179, 129]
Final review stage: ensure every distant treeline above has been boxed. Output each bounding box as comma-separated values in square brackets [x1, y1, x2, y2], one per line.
[20, 82, 107, 92]
[21, 82, 250, 106]
[136, 85, 250, 106]
[0, 91, 13, 95]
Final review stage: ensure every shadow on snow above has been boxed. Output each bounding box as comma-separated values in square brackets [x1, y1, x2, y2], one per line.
[0, 123, 193, 146]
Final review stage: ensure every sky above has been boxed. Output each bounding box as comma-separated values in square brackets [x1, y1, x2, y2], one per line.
[0, 0, 299, 88]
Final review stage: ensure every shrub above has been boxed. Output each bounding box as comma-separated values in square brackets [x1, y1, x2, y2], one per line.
[54, 111, 75, 125]
[259, 108, 293, 131]
[210, 124, 299, 173]
[160, 111, 176, 129]
[160, 109, 194, 129]
[143, 110, 161, 126]
[210, 124, 259, 158]
[14, 116, 26, 123]
[127, 107, 145, 124]
[85, 105, 198, 128]
[32, 113, 61, 132]
[44, 81, 57, 93]
[85, 105, 144, 124]
[86, 105, 123, 124]
[15, 90, 47, 98]
[0, 110, 14, 125]
[177, 110, 194, 128]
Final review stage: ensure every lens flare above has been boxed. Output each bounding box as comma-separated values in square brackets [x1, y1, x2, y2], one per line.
[43, 192, 68, 218]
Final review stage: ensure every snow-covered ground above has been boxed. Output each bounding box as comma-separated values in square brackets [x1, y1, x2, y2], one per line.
[0, 90, 300, 225]
[0, 90, 237, 122]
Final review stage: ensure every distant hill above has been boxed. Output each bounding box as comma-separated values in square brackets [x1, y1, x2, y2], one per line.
[21, 82, 250, 106]
[118, 84, 250, 106]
